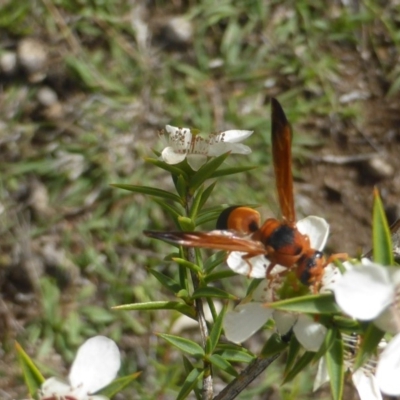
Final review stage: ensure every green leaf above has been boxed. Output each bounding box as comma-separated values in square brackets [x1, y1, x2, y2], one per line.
[181, 356, 202, 400]
[283, 351, 315, 384]
[204, 270, 237, 284]
[196, 205, 226, 226]
[260, 332, 289, 358]
[354, 323, 385, 370]
[373, 188, 394, 265]
[152, 198, 182, 222]
[332, 316, 361, 331]
[210, 165, 257, 178]
[326, 333, 344, 400]
[197, 181, 217, 212]
[284, 335, 301, 375]
[208, 354, 238, 377]
[268, 293, 340, 314]
[145, 158, 189, 180]
[218, 348, 255, 363]
[113, 301, 196, 319]
[189, 185, 205, 220]
[189, 152, 230, 192]
[111, 184, 182, 204]
[177, 216, 196, 231]
[147, 268, 182, 294]
[175, 174, 188, 199]
[98, 372, 141, 397]
[192, 287, 238, 301]
[158, 333, 205, 357]
[15, 342, 45, 397]
[176, 368, 204, 400]
[314, 327, 338, 363]
[208, 305, 226, 353]
[204, 251, 228, 273]
[172, 257, 202, 273]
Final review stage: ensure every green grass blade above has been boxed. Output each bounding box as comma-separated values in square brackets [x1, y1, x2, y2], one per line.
[15, 342, 45, 397]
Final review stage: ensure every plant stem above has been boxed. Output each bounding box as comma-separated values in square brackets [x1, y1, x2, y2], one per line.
[186, 194, 213, 400]
[212, 354, 280, 400]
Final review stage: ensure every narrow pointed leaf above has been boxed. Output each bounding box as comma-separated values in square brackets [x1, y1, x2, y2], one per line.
[373, 188, 394, 265]
[354, 323, 385, 370]
[189, 185, 205, 220]
[192, 287, 238, 301]
[158, 333, 205, 357]
[268, 293, 340, 314]
[145, 158, 189, 180]
[15, 342, 45, 397]
[198, 181, 217, 212]
[98, 373, 141, 397]
[260, 332, 289, 358]
[314, 327, 338, 362]
[147, 268, 182, 294]
[189, 152, 230, 191]
[208, 354, 238, 377]
[172, 257, 202, 273]
[204, 251, 228, 273]
[152, 198, 182, 221]
[210, 165, 257, 178]
[113, 301, 196, 318]
[284, 335, 301, 375]
[176, 368, 204, 400]
[111, 184, 182, 203]
[326, 334, 344, 400]
[283, 351, 315, 384]
[175, 174, 188, 199]
[182, 356, 202, 400]
[177, 216, 196, 231]
[208, 305, 226, 353]
[218, 349, 255, 363]
[204, 270, 237, 283]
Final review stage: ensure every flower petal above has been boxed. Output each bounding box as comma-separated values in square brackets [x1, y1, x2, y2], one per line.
[376, 333, 400, 396]
[296, 216, 329, 250]
[252, 279, 274, 302]
[352, 369, 382, 400]
[161, 146, 187, 164]
[226, 252, 267, 279]
[223, 302, 273, 343]
[39, 378, 71, 399]
[217, 130, 253, 143]
[374, 308, 398, 334]
[293, 314, 327, 352]
[314, 357, 329, 391]
[69, 336, 121, 396]
[273, 310, 297, 335]
[186, 154, 208, 170]
[332, 264, 393, 320]
[207, 143, 251, 156]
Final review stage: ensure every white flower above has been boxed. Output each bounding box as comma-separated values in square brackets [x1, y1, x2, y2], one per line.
[376, 332, 400, 396]
[330, 259, 400, 396]
[223, 215, 329, 348]
[39, 336, 121, 400]
[160, 125, 253, 170]
[331, 259, 400, 333]
[226, 215, 329, 278]
[314, 334, 383, 400]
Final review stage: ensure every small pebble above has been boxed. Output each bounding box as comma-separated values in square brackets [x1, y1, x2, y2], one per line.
[0, 51, 17, 74]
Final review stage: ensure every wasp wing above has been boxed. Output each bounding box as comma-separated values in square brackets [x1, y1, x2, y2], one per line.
[144, 230, 266, 255]
[271, 98, 295, 224]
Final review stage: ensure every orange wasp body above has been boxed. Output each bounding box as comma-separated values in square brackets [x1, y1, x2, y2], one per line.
[145, 99, 328, 286]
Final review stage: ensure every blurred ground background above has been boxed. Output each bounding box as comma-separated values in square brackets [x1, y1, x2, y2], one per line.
[1, 0, 400, 399]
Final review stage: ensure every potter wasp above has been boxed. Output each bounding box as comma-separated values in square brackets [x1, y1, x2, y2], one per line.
[145, 98, 337, 287]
